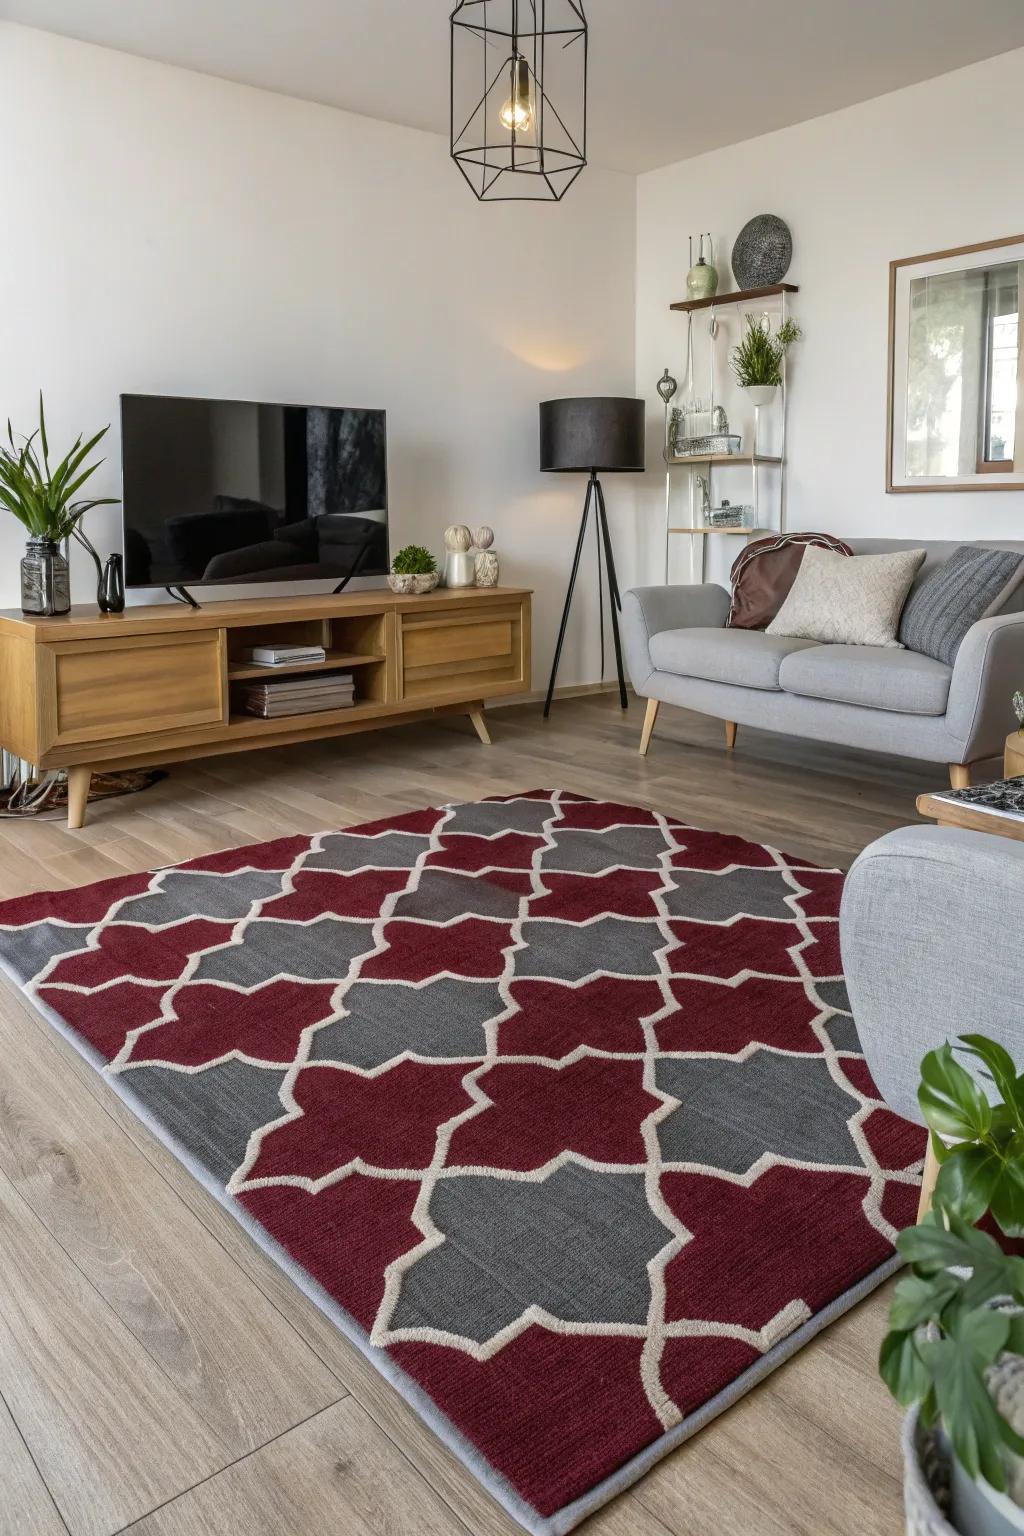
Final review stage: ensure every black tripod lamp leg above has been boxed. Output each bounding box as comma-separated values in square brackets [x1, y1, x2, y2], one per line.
[594, 480, 629, 710]
[544, 479, 593, 719]
[594, 478, 623, 611]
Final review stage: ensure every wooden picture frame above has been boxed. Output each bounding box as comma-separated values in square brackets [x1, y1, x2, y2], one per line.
[886, 233, 1024, 493]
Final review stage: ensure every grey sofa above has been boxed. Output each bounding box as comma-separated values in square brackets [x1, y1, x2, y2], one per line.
[623, 538, 1024, 785]
[840, 823, 1022, 1210]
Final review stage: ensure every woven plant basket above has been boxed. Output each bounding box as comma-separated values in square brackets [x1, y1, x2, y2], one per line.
[903, 1408, 959, 1536]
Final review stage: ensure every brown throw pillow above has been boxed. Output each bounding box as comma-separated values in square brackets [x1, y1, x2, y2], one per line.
[728, 532, 853, 630]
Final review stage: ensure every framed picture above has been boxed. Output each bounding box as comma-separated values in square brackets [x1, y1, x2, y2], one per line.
[887, 233, 1024, 492]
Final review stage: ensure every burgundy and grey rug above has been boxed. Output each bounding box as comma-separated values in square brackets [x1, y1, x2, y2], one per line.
[0, 790, 924, 1533]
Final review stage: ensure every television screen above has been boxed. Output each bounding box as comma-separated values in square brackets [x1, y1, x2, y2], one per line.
[120, 394, 389, 590]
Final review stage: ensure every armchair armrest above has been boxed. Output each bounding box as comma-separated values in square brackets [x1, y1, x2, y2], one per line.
[622, 583, 730, 693]
[840, 825, 1024, 1123]
[944, 612, 1024, 761]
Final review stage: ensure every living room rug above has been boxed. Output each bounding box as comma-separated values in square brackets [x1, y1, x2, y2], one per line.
[0, 790, 924, 1534]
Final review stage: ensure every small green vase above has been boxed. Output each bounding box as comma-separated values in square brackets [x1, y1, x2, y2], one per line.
[686, 257, 719, 300]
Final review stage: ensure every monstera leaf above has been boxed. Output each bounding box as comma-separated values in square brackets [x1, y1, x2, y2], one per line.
[881, 1037, 1024, 1496]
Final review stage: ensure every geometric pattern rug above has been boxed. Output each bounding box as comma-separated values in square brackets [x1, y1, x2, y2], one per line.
[0, 790, 925, 1534]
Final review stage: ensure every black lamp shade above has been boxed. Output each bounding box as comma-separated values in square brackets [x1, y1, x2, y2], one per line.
[539, 397, 646, 474]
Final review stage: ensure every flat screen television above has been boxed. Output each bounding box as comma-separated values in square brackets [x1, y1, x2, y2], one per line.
[120, 394, 389, 592]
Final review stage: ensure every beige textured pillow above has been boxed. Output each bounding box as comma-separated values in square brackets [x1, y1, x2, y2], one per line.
[766, 545, 926, 647]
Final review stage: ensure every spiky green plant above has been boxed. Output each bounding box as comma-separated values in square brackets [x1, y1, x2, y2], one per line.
[0, 393, 118, 543]
[730, 316, 802, 388]
[391, 544, 438, 576]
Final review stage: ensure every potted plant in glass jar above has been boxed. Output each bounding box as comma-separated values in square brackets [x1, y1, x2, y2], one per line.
[0, 394, 117, 615]
[882, 1034, 1024, 1535]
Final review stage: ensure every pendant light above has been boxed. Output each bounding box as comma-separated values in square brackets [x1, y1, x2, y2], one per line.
[450, 1, 588, 202]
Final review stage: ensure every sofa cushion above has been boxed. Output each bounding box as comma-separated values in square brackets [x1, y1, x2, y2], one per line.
[898, 544, 1024, 663]
[766, 545, 926, 647]
[778, 644, 952, 716]
[728, 532, 853, 630]
[649, 628, 820, 691]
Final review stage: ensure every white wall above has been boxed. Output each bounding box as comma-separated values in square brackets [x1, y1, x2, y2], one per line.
[635, 46, 1024, 588]
[0, 23, 637, 689]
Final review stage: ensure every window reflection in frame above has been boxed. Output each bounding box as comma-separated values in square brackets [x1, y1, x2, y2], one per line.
[887, 234, 1024, 493]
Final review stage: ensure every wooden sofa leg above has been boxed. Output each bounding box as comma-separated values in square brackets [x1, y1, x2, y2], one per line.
[725, 721, 737, 751]
[949, 763, 971, 790]
[639, 698, 660, 756]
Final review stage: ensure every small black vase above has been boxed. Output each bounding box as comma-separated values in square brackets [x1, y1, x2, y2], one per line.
[99, 553, 125, 613]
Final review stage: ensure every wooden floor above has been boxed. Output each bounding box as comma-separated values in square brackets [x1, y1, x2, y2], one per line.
[0, 691, 960, 1536]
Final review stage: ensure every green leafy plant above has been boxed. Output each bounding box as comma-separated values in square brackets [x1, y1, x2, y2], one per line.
[391, 544, 438, 576]
[730, 316, 802, 388]
[0, 394, 118, 543]
[881, 1034, 1024, 1493]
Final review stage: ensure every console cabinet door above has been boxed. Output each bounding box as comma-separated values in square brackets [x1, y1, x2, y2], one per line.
[399, 600, 528, 703]
[39, 629, 227, 751]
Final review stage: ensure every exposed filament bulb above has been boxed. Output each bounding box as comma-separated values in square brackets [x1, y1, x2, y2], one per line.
[500, 56, 534, 133]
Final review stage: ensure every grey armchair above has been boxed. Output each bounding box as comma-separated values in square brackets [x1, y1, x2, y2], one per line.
[622, 538, 1024, 786]
[839, 823, 1024, 1213]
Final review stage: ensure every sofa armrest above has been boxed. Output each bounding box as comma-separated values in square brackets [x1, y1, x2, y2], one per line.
[944, 611, 1024, 761]
[839, 824, 1024, 1123]
[622, 583, 730, 693]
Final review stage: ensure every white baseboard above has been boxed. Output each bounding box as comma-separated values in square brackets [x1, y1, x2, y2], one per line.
[487, 680, 628, 710]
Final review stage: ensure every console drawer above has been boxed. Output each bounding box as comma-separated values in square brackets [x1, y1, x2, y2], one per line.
[400, 602, 527, 702]
[40, 629, 226, 750]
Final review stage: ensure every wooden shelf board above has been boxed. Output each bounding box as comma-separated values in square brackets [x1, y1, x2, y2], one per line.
[227, 650, 384, 681]
[228, 701, 382, 734]
[669, 282, 799, 314]
[0, 585, 532, 644]
[668, 526, 765, 536]
[667, 453, 782, 467]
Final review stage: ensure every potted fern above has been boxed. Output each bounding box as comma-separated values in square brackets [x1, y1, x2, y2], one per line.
[730, 315, 802, 405]
[882, 1034, 1024, 1535]
[0, 395, 117, 615]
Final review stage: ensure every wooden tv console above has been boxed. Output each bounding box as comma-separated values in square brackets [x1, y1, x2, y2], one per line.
[0, 585, 532, 829]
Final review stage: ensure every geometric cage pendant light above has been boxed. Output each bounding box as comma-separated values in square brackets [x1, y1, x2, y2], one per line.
[450, 2, 588, 202]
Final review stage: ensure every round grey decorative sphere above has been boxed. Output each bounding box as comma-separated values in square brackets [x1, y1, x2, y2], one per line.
[731, 214, 792, 289]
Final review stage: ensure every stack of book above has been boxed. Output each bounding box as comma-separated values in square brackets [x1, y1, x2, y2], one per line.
[241, 643, 327, 667]
[237, 672, 355, 719]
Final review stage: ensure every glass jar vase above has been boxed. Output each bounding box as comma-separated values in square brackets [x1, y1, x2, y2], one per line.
[21, 537, 71, 615]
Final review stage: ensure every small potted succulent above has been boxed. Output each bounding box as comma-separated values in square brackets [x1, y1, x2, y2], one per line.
[882, 1034, 1024, 1535]
[0, 394, 117, 615]
[388, 544, 439, 595]
[730, 315, 802, 405]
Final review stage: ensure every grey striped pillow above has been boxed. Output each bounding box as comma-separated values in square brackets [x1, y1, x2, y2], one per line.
[898, 545, 1024, 665]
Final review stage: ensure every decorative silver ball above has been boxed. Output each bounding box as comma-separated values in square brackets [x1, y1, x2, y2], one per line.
[473, 525, 494, 550]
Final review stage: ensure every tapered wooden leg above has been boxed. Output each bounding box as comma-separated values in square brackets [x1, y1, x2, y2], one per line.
[949, 762, 971, 790]
[918, 1135, 941, 1222]
[67, 766, 92, 830]
[468, 709, 491, 746]
[725, 721, 737, 751]
[639, 697, 660, 756]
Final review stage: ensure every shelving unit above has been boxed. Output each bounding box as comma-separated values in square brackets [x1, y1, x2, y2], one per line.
[663, 282, 798, 581]
[0, 587, 532, 828]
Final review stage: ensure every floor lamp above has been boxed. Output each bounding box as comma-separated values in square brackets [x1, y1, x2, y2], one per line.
[539, 397, 646, 717]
